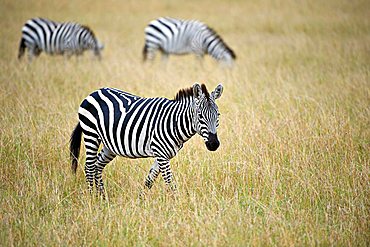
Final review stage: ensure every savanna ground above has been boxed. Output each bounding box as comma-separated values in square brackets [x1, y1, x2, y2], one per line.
[0, 0, 369, 246]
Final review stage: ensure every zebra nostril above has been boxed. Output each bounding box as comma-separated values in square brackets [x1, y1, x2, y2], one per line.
[205, 132, 220, 151]
[205, 140, 220, 151]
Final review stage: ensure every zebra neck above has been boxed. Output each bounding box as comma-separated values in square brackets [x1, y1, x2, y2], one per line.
[173, 99, 197, 143]
[200, 30, 229, 61]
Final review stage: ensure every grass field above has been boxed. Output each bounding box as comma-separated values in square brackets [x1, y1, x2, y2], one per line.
[1, 0, 369, 246]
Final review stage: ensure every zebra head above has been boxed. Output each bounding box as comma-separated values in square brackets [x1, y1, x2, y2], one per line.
[192, 83, 224, 151]
[79, 25, 103, 58]
[220, 49, 236, 67]
[92, 41, 104, 59]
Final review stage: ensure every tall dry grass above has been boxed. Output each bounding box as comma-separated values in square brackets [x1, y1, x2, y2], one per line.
[0, 0, 369, 246]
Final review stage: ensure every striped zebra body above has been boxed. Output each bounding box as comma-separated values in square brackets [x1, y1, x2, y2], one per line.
[143, 17, 236, 65]
[18, 17, 103, 60]
[70, 83, 224, 197]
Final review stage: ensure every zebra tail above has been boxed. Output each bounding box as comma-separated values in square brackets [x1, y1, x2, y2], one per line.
[142, 44, 148, 61]
[18, 38, 26, 60]
[70, 123, 83, 174]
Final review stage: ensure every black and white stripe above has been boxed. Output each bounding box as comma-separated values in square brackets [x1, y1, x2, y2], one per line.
[18, 17, 103, 61]
[143, 17, 236, 65]
[70, 83, 224, 197]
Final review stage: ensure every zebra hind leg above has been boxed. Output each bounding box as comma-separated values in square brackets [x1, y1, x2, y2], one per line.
[84, 136, 101, 194]
[95, 146, 116, 199]
[139, 159, 160, 199]
[143, 43, 158, 62]
[145, 160, 160, 190]
[27, 46, 42, 62]
[18, 38, 26, 60]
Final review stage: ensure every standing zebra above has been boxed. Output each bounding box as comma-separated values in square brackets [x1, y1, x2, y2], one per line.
[70, 83, 224, 198]
[18, 17, 104, 61]
[143, 17, 236, 65]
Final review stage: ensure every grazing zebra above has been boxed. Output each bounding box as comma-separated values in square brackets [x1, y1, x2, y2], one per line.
[18, 17, 103, 61]
[143, 17, 236, 65]
[70, 83, 224, 198]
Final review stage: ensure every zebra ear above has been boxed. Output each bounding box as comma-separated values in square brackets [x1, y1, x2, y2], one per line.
[212, 84, 224, 100]
[193, 83, 202, 99]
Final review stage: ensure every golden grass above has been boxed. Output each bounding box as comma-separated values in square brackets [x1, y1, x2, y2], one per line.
[1, 0, 369, 245]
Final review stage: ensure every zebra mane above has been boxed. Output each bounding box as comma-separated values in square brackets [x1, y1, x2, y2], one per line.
[174, 84, 210, 101]
[174, 87, 193, 101]
[81, 25, 96, 37]
[201, 84, 210, 99]
[206, 27, 236, 59]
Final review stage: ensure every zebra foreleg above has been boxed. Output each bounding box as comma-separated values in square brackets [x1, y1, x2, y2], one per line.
[195, 54, 205, 69]
[161, 52, 169, 63]
[95, 146, 116, 199]
[63, 50, 73, 60]
[157, 157, 177, 192]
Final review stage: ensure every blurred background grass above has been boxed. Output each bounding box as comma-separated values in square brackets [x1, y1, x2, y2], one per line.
[0, 0, 369, 246]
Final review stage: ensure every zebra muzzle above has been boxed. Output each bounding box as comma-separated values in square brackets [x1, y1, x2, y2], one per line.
[205, 133, 220, 151]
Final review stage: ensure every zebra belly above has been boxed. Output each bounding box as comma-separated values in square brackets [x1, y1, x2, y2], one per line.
[164, 42, 193, 54]
[95, 114, 155, 159]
